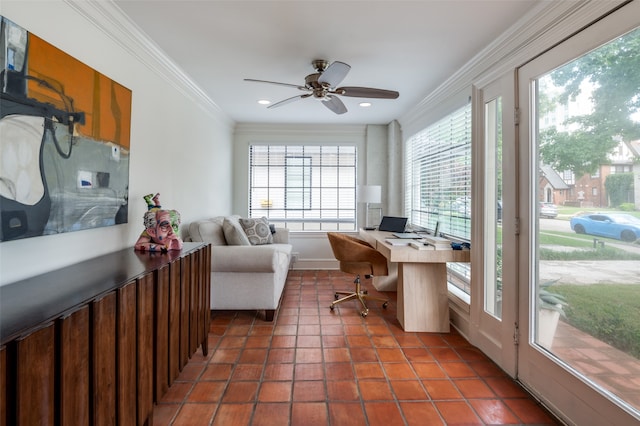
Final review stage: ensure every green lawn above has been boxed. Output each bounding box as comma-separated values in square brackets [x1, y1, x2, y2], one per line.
[539, 246, 640, 260]
[557, 205, 640, 219]
[539, 228, 639, 356]
[549, 284, 640, 359]
[538, 231, 640, 260]
[539, 231, 595, 247]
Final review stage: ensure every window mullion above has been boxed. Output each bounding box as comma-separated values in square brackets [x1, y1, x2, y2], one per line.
[249, 144, 356, 231]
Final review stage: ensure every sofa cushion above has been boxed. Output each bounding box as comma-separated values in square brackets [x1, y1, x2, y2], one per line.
[223, 217, 251, 246]
[188, 217, 226, 245]
[239, 217, 273, 245]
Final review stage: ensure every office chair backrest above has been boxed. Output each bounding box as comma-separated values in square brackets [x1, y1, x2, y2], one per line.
[327, 232, 388, 276]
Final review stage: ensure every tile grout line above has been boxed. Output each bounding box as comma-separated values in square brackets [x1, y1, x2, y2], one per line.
[155, 270, 560, 425]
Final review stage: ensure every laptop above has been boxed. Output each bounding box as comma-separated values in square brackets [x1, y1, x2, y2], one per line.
[378, 216, 408, 233]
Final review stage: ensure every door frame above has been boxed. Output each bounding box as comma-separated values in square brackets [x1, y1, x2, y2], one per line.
[516, 2, 640, 423]
[470, 73, 518, 377]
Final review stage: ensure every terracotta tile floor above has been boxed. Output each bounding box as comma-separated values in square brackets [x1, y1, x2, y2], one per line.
[553, 320, 640, 411]
[153, 270, 561, 425]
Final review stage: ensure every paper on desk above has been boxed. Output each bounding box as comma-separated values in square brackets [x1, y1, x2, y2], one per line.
[385, 238, 411, 246]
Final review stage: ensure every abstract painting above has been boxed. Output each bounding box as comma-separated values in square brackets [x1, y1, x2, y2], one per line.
[0, 16, 132, 241]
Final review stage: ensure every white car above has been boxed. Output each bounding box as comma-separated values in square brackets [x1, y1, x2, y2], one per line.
[539, 202, 558, 219]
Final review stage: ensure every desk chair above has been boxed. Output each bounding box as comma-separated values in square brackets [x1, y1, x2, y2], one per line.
[327, 232, 389, 317]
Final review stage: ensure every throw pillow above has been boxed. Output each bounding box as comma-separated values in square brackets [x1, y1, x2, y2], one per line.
[222, 217, 251, 246]
[239, 217, 273, 245]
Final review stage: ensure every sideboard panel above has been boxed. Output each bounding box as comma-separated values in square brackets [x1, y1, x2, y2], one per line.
[179, 255, 191, 368]
[203, 244, 211, 355]
[137, 273, 154, 426]
[59, 305, 90, 425]
[168, 259, 181, 383]
[0, 346, 5, 426]
[0, 243, 210, 425]
[155, 264, 170, 400]
[16, 323, 55, 425]
[92, 291, 117, 426]
[117, 281, 137, 425]
[189, 252, 198, 355]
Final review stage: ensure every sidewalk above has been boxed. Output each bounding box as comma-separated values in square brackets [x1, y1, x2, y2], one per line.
[540, 260, 640, 285]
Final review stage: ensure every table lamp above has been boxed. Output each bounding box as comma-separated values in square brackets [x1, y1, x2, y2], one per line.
[357, 185, 382, 229]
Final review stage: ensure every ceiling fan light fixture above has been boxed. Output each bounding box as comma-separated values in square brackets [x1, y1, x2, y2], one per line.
[245, 60, 399, 115]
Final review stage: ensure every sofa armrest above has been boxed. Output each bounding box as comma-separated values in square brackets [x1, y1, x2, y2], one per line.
[212, 245, 286, 272]
[272, 227, 289, 244]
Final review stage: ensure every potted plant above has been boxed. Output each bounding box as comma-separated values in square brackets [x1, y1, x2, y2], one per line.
[537, 280, 569, 349]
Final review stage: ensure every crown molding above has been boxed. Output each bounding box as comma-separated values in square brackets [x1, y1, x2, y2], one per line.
[64, 0, 234, 128]
[234, 123, 367, 138]
[399, 0, 628, 132]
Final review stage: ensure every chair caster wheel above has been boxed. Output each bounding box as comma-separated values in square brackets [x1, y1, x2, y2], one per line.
[363, 289, 368, 294]
[330, 305, 335, 311]
[334, 293, 339, 300]
[361, 311, 368, 317]
[382, 302, 389, 309]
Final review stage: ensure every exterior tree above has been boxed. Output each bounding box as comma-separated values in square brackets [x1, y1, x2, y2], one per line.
[605, 173, 634, 207]
[539, 28, 640, 177]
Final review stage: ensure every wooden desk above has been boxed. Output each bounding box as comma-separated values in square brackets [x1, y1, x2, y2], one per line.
[359, 230, 470, 332]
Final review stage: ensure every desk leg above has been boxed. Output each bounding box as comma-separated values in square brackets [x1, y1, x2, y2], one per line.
[372, 262, 398, 291]
[397, 263, 450, 332]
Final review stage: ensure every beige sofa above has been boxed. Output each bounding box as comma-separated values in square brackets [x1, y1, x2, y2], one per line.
[185, 216, 292, 321]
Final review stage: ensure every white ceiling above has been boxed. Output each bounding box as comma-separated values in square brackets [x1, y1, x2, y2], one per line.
[114, 0, 542, 125]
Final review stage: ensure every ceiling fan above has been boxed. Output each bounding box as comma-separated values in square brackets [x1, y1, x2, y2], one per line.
[244, 59, 399, 115]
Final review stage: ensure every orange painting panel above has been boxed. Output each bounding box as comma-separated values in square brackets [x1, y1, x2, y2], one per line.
[25, 34, 131, 149]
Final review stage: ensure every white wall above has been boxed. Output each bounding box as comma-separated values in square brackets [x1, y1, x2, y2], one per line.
[0, 1, 235, 285]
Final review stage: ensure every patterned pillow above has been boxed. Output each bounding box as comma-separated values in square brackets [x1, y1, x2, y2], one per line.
[239, 217, 273, 245]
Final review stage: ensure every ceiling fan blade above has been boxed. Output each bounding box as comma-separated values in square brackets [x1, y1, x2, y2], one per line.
[244, 78, 306, 90]
[322, 95, 347, 115]
[267, 93, 311, 109]
[318, 61, 351, 87]
[335, 86, 399, 99]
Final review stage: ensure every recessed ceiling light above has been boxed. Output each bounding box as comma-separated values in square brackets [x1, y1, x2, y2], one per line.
[359, 102, 372, 107]
[258, 99, 271, 105]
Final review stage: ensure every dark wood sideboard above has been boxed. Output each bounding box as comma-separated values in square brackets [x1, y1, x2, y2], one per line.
[0, 242, 211, 425]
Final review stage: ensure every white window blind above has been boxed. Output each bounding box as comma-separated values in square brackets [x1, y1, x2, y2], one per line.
[249, 145, 357, 231]
[405, 104, 472, 241]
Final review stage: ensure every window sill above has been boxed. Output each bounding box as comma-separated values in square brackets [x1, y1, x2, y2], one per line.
[448, 283, 470, 313]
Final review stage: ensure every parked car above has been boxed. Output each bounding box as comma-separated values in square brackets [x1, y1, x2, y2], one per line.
[539, 202, 558, 219]
[570, 213, 640, 242]
[452, 196, 471, 217]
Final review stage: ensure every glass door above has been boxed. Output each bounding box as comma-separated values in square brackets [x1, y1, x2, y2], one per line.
[517, 2, 640, 424]
[471, 75, 518, 377]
